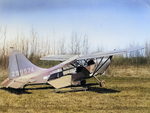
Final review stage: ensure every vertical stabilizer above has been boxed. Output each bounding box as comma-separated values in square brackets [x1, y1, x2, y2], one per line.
[9, 50, 44, 79]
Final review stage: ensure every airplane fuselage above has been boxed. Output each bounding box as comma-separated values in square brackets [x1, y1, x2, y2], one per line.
[46, 57, 111, 87]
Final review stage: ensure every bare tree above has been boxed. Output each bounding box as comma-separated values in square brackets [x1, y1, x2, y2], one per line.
[53, 30, 56, 55]
[69, 32, 82, 55]
[145, 42, 150, 57]
[82, 35, 90, 54]
[96, 45, 104, 53]
[145, 41, 150, 64]
[57, 37, 66, 55]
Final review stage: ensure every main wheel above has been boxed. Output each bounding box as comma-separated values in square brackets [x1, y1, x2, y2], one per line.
[100, 80, 106, 88]
[81, 80, 86, 87]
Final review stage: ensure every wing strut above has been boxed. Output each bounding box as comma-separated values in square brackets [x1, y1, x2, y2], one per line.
[92, 56, 113, 87]
[93, 57, 104, 76]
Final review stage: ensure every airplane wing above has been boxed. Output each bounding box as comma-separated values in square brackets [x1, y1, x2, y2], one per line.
[40, 46, 144, 61]
[78, 46, 144, 60]
[40, 55, 74, 61]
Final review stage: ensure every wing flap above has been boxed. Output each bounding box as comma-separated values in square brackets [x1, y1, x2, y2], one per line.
[47, 75, 72, 89]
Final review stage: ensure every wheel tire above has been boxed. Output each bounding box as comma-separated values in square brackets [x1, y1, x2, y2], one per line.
[100, 80, 106, 88]
[81, 80, 86, 86]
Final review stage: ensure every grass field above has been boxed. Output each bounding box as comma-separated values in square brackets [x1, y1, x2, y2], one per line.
[0, 66, 150, 113]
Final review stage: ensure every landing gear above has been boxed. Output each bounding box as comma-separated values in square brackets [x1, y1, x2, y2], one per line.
[93, 75, 106, 88]
[81, 80, 86, 87]
[90, 56, 112, 88]
[100, 80, 106, 88]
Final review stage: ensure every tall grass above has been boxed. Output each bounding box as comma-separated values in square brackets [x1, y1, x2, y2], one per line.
[111, 55, 148, 67]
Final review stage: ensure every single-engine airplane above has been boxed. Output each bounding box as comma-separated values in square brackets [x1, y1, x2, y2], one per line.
[0, 46, 144, 92]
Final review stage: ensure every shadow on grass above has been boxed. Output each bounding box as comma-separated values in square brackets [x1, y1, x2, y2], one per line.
[86, 83, 121, 94]
[25, 86, 54, 90]
[88, 87, 120, 93]
[0, 85, 56, 95]
[0, 87, 32, 95]
[0, 86, 55, 95]
[0, 83, 120, 94]
[55, 83, 121, 93]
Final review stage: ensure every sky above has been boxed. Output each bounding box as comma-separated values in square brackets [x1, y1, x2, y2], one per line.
[0, 0, 150, 51]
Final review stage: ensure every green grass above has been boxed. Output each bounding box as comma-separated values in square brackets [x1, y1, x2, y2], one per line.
[0, 66, 150, 113]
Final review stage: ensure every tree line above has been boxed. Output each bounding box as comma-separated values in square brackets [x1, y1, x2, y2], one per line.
[0, 27, 150, 69]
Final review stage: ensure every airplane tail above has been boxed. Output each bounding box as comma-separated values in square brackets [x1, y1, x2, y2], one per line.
[9, 50, 44, 79]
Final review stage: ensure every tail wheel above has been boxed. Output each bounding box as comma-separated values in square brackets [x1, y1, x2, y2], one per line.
[100, 80, 106, 88]
[81, 80, 86, 86]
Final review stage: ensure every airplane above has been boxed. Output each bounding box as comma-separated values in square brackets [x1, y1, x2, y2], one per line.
[0, 46, 144, 92]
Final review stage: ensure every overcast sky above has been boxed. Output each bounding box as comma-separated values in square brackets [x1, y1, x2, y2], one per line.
[0, 0, 150, 51]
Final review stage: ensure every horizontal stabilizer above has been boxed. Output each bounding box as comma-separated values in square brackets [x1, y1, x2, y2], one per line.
[6, 79, 29, 89]
[0, 78, 10, 87]
[15, 78, 36, 83]
[6, 78, 36, 89]
[8, 81, 27, 89]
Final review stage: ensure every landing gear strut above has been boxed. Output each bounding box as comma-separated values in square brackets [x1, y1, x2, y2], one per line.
[91, 56, 112, 88]
[93, 75, 106, 88]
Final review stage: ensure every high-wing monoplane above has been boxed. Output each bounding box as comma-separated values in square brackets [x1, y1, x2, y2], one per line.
[0, 46, 144, 92]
